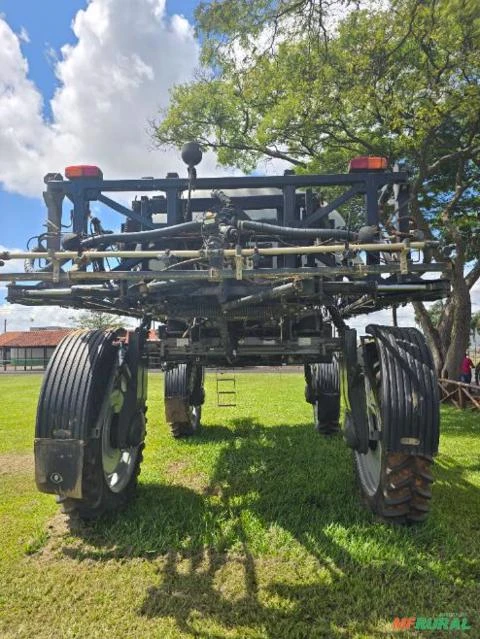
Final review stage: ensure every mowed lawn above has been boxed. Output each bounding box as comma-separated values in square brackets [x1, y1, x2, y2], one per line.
[0, 372, 479, 639]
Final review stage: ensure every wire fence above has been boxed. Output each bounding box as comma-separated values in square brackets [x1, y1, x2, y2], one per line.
[0, 358, 50, 371]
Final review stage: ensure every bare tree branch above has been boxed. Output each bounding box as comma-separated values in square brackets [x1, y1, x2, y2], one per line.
[466, 260, 480, 290]
[426, 145, 480, 175]
[208, 141, 307, 166]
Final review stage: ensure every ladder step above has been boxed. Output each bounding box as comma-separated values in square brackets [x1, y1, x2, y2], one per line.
[215, 370, 237, 407]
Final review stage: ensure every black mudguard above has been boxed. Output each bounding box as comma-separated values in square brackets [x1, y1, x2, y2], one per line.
[366, 325, 440, 457]
[34, 439, 85, 498]
[341, 325, 439, 457]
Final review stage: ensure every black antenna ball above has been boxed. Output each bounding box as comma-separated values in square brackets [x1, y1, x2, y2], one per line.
[181, 142, 203, 167]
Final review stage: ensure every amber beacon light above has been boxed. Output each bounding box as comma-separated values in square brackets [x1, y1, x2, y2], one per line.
[65, 165, 103, 179]
[348, 156, 388, 172]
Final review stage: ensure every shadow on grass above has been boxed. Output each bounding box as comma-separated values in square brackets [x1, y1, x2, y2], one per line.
[61, 417, 480, 638]
[184, 424, 237, 444]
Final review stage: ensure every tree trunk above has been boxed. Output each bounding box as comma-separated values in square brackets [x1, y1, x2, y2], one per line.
[413, 300, 444, 375]
[437, 297, 455, 357]
[417, 263, 476, 378]
[415, 260, 472, 380]
[442, 267, 471, 380]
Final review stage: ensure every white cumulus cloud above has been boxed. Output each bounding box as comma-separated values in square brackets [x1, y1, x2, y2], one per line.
[0, 0, 217, 198]
[18, 26, 30, 44]
[0, 19, 52, 195]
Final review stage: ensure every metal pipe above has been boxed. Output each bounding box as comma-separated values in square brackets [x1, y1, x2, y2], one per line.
[50, 171, 408, 192]
[222, 281, 301, 311]
[0, 240, 438, 262]
[80, 220, 203, 248]
[11, 280, 434, 300]
[20, 288, 72, 297]
[146, 280, 183, 291]
[238, 219, 357, 241]
[17, 285, 121, 298]
[0, 271, 212, 282]
[71, 284, 119, 294]
[70, 286, 120, 297]
[0, 262, 449, 283]
[376, 284, 430, 292]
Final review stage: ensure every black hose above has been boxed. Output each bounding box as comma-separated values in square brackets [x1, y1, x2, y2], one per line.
[81, 220, 203, 249]
[237, 220, 358, 241]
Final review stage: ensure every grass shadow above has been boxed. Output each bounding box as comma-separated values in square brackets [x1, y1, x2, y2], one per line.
[183, 423, 237, 444]
[61, 483, 208, 560]
[58, 415, 479, 637]
[137, 417, 479, 637]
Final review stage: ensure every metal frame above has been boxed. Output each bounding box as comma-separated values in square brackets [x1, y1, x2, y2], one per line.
[37, 169, 413, 236]
[1, 162, 450, 367]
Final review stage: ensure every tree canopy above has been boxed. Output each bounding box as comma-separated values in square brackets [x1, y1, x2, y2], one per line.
[155, 0, 480, 376]
[72, 311, 124, 331]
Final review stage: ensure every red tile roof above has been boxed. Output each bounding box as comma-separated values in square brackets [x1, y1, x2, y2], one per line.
[0, 329, 74, 348]
[0, 331, 22, 347]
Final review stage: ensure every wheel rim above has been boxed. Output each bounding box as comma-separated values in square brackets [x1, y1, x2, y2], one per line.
[101, 401, 138, 494]
[189, 405, 201, 430]
[355, 348, 382, 496]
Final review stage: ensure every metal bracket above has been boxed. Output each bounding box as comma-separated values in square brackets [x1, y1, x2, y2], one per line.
[235, 245, 243, 280]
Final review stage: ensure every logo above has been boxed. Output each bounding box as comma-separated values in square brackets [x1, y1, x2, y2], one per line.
[392, 616, 471, 631]
[49, 472, 63, 484]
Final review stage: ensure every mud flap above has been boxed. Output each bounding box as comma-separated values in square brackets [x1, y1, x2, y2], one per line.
[34, 438, 85, 498]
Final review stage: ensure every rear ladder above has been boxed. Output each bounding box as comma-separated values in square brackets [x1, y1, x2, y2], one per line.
[215, 370, 237, 407]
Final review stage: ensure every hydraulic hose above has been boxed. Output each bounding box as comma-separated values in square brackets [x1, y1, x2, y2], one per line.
[81, 220, 203, 249]
[237, 220, 358, 241]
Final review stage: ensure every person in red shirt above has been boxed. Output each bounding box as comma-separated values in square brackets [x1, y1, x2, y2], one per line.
[460, 353, 474, 384]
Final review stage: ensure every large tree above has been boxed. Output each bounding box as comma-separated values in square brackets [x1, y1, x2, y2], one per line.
[155, 0, 480, 377]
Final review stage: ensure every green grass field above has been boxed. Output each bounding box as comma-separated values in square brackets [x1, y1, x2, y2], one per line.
[0, 372, 479, 639]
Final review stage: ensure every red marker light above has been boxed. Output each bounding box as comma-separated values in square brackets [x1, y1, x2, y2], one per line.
[348, 156, 388, 172]
[65, 165, 103, 179]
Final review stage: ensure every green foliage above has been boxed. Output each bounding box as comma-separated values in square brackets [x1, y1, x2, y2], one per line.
[420, 300, 445, 329]
[0, 372, 479, 638]
[471, 311, 480, 335]
[156, 0, 480, 240]
[72, 311, 124, 331]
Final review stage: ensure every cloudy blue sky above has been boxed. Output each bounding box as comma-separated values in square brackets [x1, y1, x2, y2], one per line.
[0, 0, 201, 244]
[0, 0, 212, 328]
[0, 0, 478, 332]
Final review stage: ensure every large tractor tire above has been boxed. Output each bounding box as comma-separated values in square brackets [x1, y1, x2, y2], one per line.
[164, 363, 204, 438]
[354, 325, 439, 524]
[35, 329, 147, 520]
[305, 360, 340, 435]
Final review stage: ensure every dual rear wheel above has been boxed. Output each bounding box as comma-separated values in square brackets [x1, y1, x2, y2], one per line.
[310, 360, 340, 435]
[164, 363, 205, 438]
